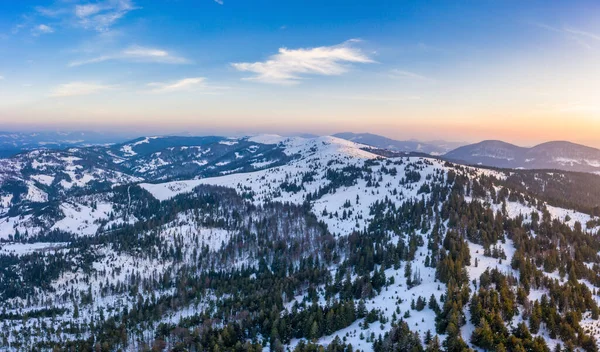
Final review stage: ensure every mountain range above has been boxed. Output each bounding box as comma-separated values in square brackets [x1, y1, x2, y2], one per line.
[0, 131, 137, 158]
[444, 140, 600, 173]
[333, 133, 600, 174]
[1, 134, 600, 350]
[333, 132, 464, 155]
[3, 131, 600, 175]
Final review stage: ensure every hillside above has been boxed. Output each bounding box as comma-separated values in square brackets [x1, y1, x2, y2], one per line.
[0, 135, 600, 351]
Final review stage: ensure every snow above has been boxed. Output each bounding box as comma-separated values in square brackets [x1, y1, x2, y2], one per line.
[140, 137, 503, 238]
[135, 157, 169, 173]
[0, 242, 67, 256]
[219, 139, 239, 146]
[551, 157, 600, 168]
[132, 136, 158, 146]
[466, 239, 518, 287]
[0, 214, 41, 240]
[0, 194, 12, 208]
[120, 144, 137, 156]
[248, 134, 286, 145]
[31, 159, 59, 170]
[140, 180, 204, 202]
[25, 181, 48, 202]
[473, 153, 514, 161]
[251, 160, 277, 168]
[31, 174, 55, 186]
[286, 238, 444, 351]
[586, 159, 600, 167]
[59, 172, 95, 189]
[4, 134, 600, 350]
[60, 156, 82, 163]
[51, 201, 115, 236]
[546, 203, 594, 228]
[162, 211, 234, 251]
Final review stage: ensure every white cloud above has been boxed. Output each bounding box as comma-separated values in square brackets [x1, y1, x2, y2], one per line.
[123, 46, 170, 58]
[75, 0, 137, 32]
[37, 0, 137, 32]
[214, 0, 224, 4]
[69, 45, 189, 66]
[147, 77, 207, 93]
[32, 24, 54, 36]
[35, 6, 68, 17]
[50, 82, 114, 97]
[231, 39, 374, 85]
[0, 76, 4, 80]
[75, 4, 103, 18]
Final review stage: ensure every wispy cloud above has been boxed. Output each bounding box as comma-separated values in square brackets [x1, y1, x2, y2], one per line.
[533, 23, 600, 49]
[146, 77, 228, 94]
[231, 39, 374, 85]
[214, 0, 224, 4]
[75, 0, 137, 32]
[147, 77, 205, 93]
[36, 0, 138, 32]
[50, 82, 115, 97]
[31, 24, 54, 36]
[34, 6, 68, 18]
[69, 45, 190, 66]
[389, 69, 436, 83]
[564, 27, 600, 42]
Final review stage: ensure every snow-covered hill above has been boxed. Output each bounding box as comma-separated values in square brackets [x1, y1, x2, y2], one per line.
[2, 134, 600, 351]
[0, 136, 292, 226]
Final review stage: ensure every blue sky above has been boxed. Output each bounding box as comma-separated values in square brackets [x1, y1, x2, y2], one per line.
[0, 0, 599, 145]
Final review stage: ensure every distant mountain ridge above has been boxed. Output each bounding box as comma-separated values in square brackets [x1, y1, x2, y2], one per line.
[445, 140, 600, 173]
[4, 131, 600, 175]
[0, 131, 134, 158]
[333, 132, 464, 155]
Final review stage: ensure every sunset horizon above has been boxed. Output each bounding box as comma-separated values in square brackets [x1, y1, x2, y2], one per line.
[1, 0, 599, 147]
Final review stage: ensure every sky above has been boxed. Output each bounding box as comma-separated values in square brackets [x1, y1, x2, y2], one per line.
[0, 0, 599, 147]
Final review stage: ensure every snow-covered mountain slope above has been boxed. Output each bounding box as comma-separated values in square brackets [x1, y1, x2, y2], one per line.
[142, 136, 504, 237]
[109, 136, 291, 179]
[0, 136, 291, 216]
[0, 148, 141, 206]
[142, 135, 600, 238]
[135, 136, 600, 350]
[2, 134, 600, 351]
[446, 140, 600, 173]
